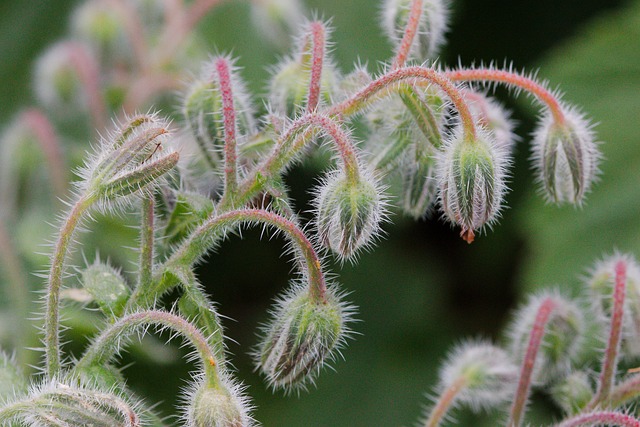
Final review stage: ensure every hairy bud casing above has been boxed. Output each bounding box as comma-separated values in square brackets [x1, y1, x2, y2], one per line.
[81, 260, 130, 319]
[186, 380, 253, 427]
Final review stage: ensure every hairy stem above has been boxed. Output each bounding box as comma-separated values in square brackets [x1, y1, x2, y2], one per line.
[392, 0, 423, 69]
[137, 196, 155, 292]
[610, 373, 640, 408]
[306, 21, 326, 113]
[215, 58, 239, 199]
[557, 411, 640, 427]
[508, 297, 557, 427]
[423, 376, 467, 427]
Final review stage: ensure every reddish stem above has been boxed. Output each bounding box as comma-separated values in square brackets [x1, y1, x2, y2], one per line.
[508, 297, 557, 427]
[590, 260, 628, 408]
[424, 376, 467, 427]
[611, 373, 640, 407]
[392, 0, 424, 69]
[558, 411, 640, 427]
[306, 22, 326, 113]
[445, 68, 566, 125]
[214, 58, 239, 197]
[329, 66, 476, 141]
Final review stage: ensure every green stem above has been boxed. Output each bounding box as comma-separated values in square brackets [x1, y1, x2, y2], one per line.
[137, 196, 155, 292]
[44, 194, 94, 378]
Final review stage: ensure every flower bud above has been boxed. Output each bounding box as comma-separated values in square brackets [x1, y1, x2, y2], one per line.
[186, 379, 253, 427]
[0, 351, 27, 398]
[466, 91, 516, 152]
[508, 292, 585, 385]
[249, 0, 306, 49]
[437, 342, 518, 411]
[437, 127, 509, 243]
[532, 107, 600, 204]
[550, 371, 593, 415]
[587, 253, 640, 358]
[182, 59, 256, 170]
[382, 0, 450, 61]
[400, 143, 438, 219]
[315, 170, 384, 260]
[256, 282, 353, 391]
[163, 191, 215, 247]
[81, 259, 130, 319]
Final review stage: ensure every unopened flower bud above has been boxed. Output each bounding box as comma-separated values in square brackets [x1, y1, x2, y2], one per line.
[256, 282, 353, 391]
[438, 342, 518, 411]
[0, 352, 27, 398]
[508, 292, 585, 385]
[315, 170, 384, 260]
[81, 259, 130, 319]
[532, 107, 600, 204]
[187, 380, 253, 427]
[400, 143, 438, 219]
[250, 0, 306, 49]
[466, 91, 516, 152]
[550, 371, 593, 415]
[382, 0, 450, 61]
[587, 253, 640, 358]
[438, 127, 509, 243]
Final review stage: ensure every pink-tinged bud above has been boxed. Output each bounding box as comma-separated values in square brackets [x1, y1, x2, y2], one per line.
[437, 342, 519, 411]
[532, 107, 600, 204]
[587, 253, 640, 358]
[256, 282, 354, 392]
[437, 127, 509, 243]
[315, 170, 385, 260]
[382, 0, 450, 61]
[185, 378, 254, 427]
[508, 292, 585, 385]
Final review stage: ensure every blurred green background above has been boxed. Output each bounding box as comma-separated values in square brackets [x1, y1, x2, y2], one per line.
[1, 0, 640, 425]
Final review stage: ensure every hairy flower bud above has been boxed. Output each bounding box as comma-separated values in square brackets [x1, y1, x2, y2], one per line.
[550, 371, 593, 415]
[437, 342, 518, 411]
[382, 0, 450, 61]
[466, 91, 516, 152]
[587, 253, 640, 358]
[315, 170, 384, 260]
[81, 259, 130, 319]
[186, 379, 253, 427]
[400, 143, 438, 219]
[532, 107, 600, 204]
[508, 292, 585, 385]
[437, 127, 509, 243]
[256, 282, 353, 391]
[0, 352, 27, 398]
[249, 0, 306, 49]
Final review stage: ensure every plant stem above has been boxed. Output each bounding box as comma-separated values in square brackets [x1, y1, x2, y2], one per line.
[445, 68, 566, 125]
[137, 196, 155, 292]
[423, 376, 467, 427]
[557, 411, 640, 427]
[329, 66, 476, 142]
[392, 0, 423, 69]
[610, 373, 640, 407]
[306, 21, 326, 113]
[44, 195, 94, 378]
[75, 310, 221, 389]
[215, 58, 239, 200]
[508, 297, 557, 427]
[589, 260, 627, 409]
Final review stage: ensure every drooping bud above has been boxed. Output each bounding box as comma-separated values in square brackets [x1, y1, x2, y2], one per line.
[465, 91, 516, 152]
[81, 259, 130, 319]
[182, 58, 256, 171]
[400, 143, 438, 219]
[256, 282, 353, 391]
[186, 378, 254, 427]
[437, 342, 518, 412]
[382, 0, 450, 61]
[249, 0, 306, 49]
[315, 170, 384, 260]
[587, 253, 640, 358]
[507, 292, 585, 385]
[437, 127, 509, 243]
[550, 371, 593, 415]
[532, 107, 600, 204]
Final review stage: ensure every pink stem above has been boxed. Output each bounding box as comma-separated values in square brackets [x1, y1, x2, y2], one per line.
[392, 0, 424, 69]
[214, 58, 239, 196]
[558, 411, 640, 427]
[508, 297, 558, 427]
[590, 260, 628, 408]
[67, 42, 107, 131]
[445, 68, 566, 125]
[306, 22, 326, 113]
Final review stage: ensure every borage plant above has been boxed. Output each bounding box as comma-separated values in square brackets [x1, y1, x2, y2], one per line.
[0, 0, 635, 425]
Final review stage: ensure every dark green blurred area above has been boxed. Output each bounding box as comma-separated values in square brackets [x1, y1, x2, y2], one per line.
[1, 0, 639, 425]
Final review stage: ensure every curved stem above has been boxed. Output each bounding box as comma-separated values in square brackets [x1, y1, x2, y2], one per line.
[306, 21, 326, 113]
[557, 411, 640, 427]
[329, 66, 476, 141]
[445, 68, 566, 125]
[44, 195, 94, 378]
[589, 260, 627, 409]
[610, 373, 640, 408]
[392, 0, 423, 69]
[508, 297, 557, 427]
[75, 310, 221, 389]
[424, 376, 467, 427]
[215, 58, 239, 199]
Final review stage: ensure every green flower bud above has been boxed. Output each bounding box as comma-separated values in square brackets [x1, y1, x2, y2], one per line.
[163, 191, 215, 247]
[400, 143, 438, 219]
[587, 253, 640, 358]
[550, 371, 593, 415]
[438, 127, 509, 243]
[532, 107, 600, 204]
[186, 379, 254, 427]
[81, 259, 130, 319]
[508, 292, 585, 385]
[249, 0, 306, 49]
[466, 91, 516, 152]
[256, 282, 353, 392]
[315, 170, 384, 260]
[0, 351, 27, 398]
[382, 0, 450, 61]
